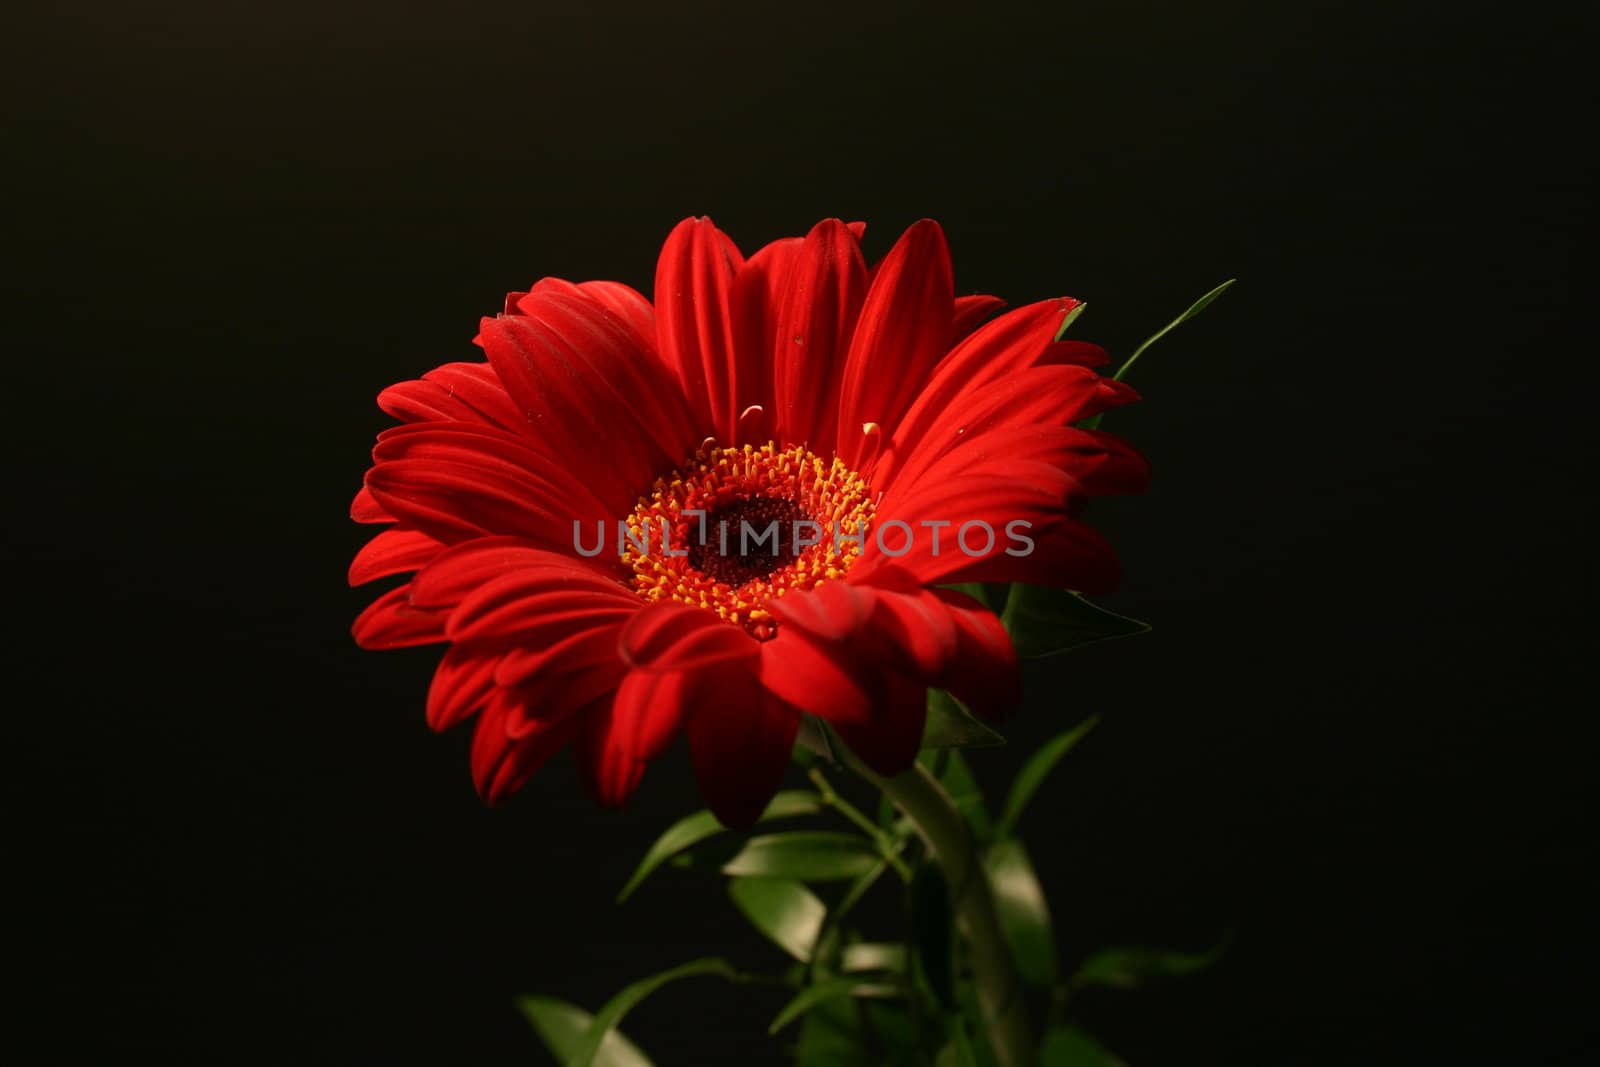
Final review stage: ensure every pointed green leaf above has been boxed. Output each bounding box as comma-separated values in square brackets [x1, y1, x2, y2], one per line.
[617, 790, 822, 901]
[1112, 278, 1235, 383]
[1000, 586, 1148, 660]
[722, 831, 883, 881]
[727, 877, 827, 962]
[769, 976, 900, 1034]
[517, 996, 654, 1067]
[994, 716, 1100, 840]
[985, 839, 1058, 987]
[565, 958, 739, 1067]
[1071, 936, 1230, 991]
[1039, 1024, 1126, 1066]
[922, 689, 1007, 749]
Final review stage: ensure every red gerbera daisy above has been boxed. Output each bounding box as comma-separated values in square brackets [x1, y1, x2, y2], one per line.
[350, 218, 1147, 827]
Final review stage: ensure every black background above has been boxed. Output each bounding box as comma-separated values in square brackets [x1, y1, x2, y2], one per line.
[8, 1, 1593, 1063]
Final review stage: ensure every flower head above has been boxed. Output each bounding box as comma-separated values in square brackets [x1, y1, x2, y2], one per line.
[350, 218, 1147, 826]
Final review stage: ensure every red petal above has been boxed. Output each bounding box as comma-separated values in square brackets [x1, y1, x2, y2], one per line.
[931, 589, 1019, 722]
[831, 669, 926, 778]
[525, 280, 702, 462]
[444, 567, 640, 645]
[410, 537, 622, 611]
[654, 217, 745, 443]
[952, 294, 1007, 341]
[427, 645, 500, 731]
[348, 529, 442, 586]
[351, 585, 446, 650]
[470, 688, 583, 804]
[618, 599, 754, 672]
[688, 676, 801, 829]
[476, 307, 674, 513]
[758, 629, 873, 724]
[876, 299, 1076, 486]
[377, 361, 525, 431]
[577, 280, 658, 352]
[577, 701, 647, 808]
[350, 485, 393, 524]
[836, 219, 954, 470]
[771, 219, 867, 453]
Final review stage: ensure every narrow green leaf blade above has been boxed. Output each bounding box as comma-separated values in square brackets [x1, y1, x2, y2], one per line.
[722, 832, 882, 881]
[985, 839, 1058, 987]
[994, 716, 1100, 840]
[565, 958, 738, 1067]
[617, 790, 822, 901]
[1000, 586, 1148, 660]
[1039, 1024, 1126, 1066]
[517, 996, 653, 1067]
[922, 689, 1007, 749]
[1113, 278, 1235, 383]
[727, 877, 827, 962]
[1071, 937, 1230, 991]
[769, 976, 899, 1034]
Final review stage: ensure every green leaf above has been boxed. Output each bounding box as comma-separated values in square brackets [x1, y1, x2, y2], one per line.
[617, 790, 822, 901]
[1071, 937, 1230, 991]
[517, 996, 654, 1067]
[839, 942, 907, 973]
[564, 958, 738, 1067]
[1000, 586, 1148, 660]
[722, 831, 883, 881]
[934, 1018, 982, 1067]
[1112, 278, 1235, 383]
[727, 877, 827, 962]
[1038, 1024, 1126, 1067]
[910, 860, 956, 1009]
[922, 689, 1007, 749]
[994, 716, 1100, 840]
[985, 839, 1058, 987]
[769, 976, 900, 1034]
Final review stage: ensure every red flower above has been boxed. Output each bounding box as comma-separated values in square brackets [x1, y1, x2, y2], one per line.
[350, 218, 1147, 827]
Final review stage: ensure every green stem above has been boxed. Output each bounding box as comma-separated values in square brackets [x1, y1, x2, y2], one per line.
[808, 767, 914, 881]
[838, 750, 1036, 1067]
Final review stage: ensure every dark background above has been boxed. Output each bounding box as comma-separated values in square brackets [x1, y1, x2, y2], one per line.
[8, 1, 1593, 1063]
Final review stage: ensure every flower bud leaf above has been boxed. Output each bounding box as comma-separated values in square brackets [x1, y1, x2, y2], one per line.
[1000, 586, 1148, 660]
[922, 689, 1007, 750]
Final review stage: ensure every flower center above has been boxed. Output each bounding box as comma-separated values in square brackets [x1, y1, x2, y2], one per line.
[624, 443, 875, 637]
